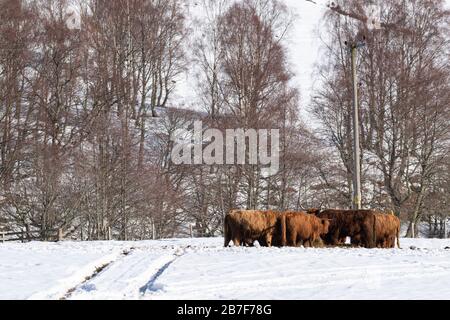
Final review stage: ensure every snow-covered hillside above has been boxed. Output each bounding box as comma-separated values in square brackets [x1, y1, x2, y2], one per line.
[2, 238, 450, 300]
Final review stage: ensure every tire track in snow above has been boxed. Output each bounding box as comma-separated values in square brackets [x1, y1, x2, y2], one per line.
[60, 247, 135, 300]
[66, 246, 188, 299]
[139, 260, 176, 293]
[139, 247, 188, 297]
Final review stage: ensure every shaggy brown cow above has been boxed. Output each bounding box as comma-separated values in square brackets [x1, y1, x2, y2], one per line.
[223, 210, 283, 247]
[281, 212, 330, 247]
[351, 212, 401, 248]
[374, 212, 401, 248]
[316, 209, 377, 248]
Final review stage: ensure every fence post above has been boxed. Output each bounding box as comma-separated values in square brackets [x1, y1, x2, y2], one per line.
[107, 226, 112, 241]
[152, 221, 156, 240]
[189, 224, 193, 238]
[25, 224, 30, 241]
[58, 228, 63, 242]
[0, 231, 4, 243]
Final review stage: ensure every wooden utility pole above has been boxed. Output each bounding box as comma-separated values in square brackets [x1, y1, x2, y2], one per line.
[304, 0, 381, 209]
[348, 41, 365, 209]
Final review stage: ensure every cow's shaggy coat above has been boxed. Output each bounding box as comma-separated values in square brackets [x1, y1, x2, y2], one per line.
[315, 209, 377, 248]
[281, 212, 330, 247]
[224, 210, 283, 247]
[374, 213, 401, 248]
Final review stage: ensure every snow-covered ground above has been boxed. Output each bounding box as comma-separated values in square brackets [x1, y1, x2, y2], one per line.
[1, 237, 450, 300]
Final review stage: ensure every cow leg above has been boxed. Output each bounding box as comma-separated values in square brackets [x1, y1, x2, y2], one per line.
[350, 235, 359, 247]
[289, 232, 297, 247]
[375, 237, 381, 248]
[309, 234, 319, 248]
[323, 234, 335, 247]
[381, 237, 388, 248]
[233, 237, 241, 247]
[223, 216, 231, 247]
[388, 236, 395, 248]
[330, 230, 342, 247]
[265, 234, 273, 247]
[224, 234, 231, 247]
[379, 236, 388, 248]
[364, 235, 375, 249]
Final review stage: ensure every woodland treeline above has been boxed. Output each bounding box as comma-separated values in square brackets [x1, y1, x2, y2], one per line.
[0, 0, 448, 240]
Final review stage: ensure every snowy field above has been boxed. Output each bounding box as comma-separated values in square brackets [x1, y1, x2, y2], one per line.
[1, 238, 450, 300]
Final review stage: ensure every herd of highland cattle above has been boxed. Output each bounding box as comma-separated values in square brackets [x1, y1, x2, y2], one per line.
[224, 209, 401, 249]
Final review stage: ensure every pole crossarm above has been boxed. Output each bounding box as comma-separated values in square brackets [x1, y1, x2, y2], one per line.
[304, 1, 415, 35]
[328, 4, 414, 35]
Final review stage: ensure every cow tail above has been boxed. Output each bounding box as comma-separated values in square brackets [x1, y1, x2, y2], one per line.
[281, 214, 287, 247]
[372, 214, 377, 248]
[224, 215, 230, 247]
